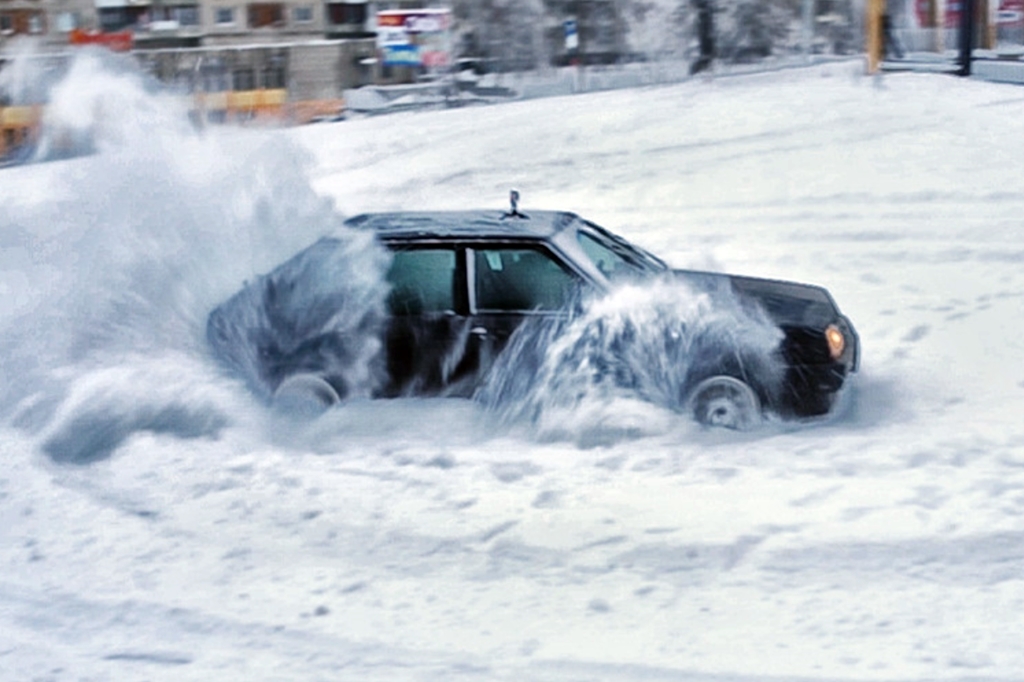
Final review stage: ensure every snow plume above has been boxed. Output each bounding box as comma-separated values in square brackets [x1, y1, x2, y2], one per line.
[205, 237, 391, 405]
[0, 49, 390, 463]
[33, 49, 193, 160]
[477, 277, 785, 445]
[1, 46, 188, 160]
[0, 38, 50, 104]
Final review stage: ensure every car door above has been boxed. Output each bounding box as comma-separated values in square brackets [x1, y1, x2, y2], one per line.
[381, 244, 481, 397]
[467, 242, 585, 381]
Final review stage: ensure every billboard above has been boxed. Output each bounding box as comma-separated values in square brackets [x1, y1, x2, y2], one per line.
[914, 0, 1023, 29]
[997, 0, 1024, 27]
[376, 9, 452, 68]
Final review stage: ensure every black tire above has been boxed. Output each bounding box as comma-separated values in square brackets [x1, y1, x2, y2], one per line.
[685, 375, 761, 430]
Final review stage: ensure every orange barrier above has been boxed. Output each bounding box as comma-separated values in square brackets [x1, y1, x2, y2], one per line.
[226, 88, 288, 122]
[192, 89, 345, 125]
[0, 105, 42, 160]
[287, 98, 346, 124]
[1, 92, 344, 161]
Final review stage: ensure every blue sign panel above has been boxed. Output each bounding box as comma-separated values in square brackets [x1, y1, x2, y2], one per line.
[564, 19, 578, 51]
[382, 44, 422, 66]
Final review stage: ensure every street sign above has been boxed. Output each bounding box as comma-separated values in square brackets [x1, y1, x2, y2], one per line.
[376, 9, 452, 68]
[564, 19, 578, 51]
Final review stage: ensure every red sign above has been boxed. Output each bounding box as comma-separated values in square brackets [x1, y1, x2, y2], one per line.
[376, 10, 450, 33]
[69, 28, 134, 52]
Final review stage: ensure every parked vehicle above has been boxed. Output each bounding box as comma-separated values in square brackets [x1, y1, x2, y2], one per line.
[208, 200, 859, 428]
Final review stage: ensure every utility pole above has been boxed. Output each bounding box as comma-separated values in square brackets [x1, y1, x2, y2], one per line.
[691, 0, 714, 75]
[866, 0, 885, 74]
[980, 0, 994, 49]
[958, 0, 976, 76]
[922, 0, 941, 53]
[802, 0, 814, 61]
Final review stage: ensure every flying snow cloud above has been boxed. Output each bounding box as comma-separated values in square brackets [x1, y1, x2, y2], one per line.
[478, 277, 784, 445]
[0, 48, 390, 462]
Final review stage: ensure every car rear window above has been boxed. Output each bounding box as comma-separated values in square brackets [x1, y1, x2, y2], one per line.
[576, 225, 666, 278]
[474, 247, 577, 312]
[387, 248, 457, 314]
[577, 230, 633, 279]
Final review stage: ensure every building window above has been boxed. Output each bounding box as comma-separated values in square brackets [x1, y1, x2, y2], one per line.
[0, 15, 12, 34]
[326, 2, 366, 26]
[386, 249, 458, 315]
[293, 5, 313, 23]
[248, 3, 284, 28]
[149, 5, 200, 26]
[262, 54, 287, 87]
[233, 67, 255, 90]
[99, 6, 147, 31]
[176, 6, 200, 26]
[55, 12, 77, 32]
[215, 7, 235, 25]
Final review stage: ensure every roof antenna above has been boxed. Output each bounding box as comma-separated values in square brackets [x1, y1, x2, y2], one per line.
[504, 189, 528, 219]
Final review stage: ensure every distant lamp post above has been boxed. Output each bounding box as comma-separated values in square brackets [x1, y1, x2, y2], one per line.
[802, 0, 813, 60]
[690, 0, 714, 75]
[958, 0, 976, 76]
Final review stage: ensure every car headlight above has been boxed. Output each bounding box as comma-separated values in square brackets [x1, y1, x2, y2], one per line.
[825, 324, 845, 360]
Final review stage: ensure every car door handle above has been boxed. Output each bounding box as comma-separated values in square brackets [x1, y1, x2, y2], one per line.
[470, 326, 489, 337]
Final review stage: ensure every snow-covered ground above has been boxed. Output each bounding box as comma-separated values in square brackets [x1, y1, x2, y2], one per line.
[3, 56, 1024, 681]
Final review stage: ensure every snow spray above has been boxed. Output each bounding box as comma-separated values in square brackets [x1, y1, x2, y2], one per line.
[477, 278, 785, 444]
[0, 48, 390, 463]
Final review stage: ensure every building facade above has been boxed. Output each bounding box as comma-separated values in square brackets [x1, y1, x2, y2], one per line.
[0, 0, 50, 38]
[2, 0, 629, 61]
[0, 0, 412, 49]
[2, 0, 649, 102]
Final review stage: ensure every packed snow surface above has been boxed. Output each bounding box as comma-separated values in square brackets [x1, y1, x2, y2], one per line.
[3, 54, 1024, 680]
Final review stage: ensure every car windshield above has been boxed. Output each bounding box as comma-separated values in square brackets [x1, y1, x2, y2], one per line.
[576, 222, 668, 280]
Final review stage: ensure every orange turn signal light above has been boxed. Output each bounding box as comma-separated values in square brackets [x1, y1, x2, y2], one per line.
[825, 324, 845, 360]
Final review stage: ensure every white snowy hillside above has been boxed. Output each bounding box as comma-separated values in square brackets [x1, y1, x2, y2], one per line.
[2, 56, 1024, 682]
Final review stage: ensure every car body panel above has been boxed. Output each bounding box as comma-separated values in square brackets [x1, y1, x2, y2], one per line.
[208, 208, 859, 420]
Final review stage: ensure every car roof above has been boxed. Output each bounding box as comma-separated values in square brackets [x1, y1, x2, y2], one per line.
[343, 210, 578, 240]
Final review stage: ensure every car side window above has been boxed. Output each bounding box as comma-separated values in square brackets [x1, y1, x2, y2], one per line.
[474, 247, 577, 312]
[387, 248, 457, 314]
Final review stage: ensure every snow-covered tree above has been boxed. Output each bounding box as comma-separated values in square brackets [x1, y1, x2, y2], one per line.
[715, 0, 800, 62]
[450, 0, 547, 70]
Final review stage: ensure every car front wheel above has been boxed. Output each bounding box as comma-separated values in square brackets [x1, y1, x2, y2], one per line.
[685, 375, 761, 430]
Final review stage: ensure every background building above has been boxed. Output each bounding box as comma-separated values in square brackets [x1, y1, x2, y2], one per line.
[2, 0, 873, 105]
[0, 0, 385, 49]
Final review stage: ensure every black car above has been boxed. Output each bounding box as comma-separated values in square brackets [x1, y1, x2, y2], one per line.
[207, 203, 858, 428]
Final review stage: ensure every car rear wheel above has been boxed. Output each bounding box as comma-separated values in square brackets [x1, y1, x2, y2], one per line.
[685, 375, 761, 430]
[272, 373, 341, 415]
